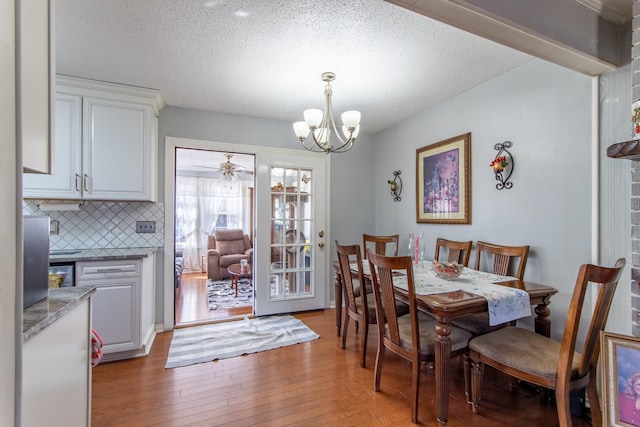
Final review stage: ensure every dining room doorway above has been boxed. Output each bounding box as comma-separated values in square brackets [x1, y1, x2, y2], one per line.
[163, 137, 331, 331]
[173, 147, 255, 325]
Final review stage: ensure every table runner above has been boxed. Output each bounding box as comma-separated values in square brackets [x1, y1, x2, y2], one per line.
[353, 261, 531, 326]
[452, 276, 531, 326]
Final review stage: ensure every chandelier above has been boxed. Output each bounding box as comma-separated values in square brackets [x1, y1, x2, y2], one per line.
[293, 72, 361, 153]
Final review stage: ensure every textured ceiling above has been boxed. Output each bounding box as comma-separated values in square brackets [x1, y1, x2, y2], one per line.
[55, 0, 536, 134]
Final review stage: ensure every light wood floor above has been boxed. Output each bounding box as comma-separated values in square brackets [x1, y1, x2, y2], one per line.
[175, 272, 252, 326]
[92, 309, 593, 426]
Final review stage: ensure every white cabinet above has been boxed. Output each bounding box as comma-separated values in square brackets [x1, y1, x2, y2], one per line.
[23, 93, 82, 198]
[23, 76, 164, 201]
[22, 297, 92, 427]
[76, 256, 156, 361]
[83, 97, 155, 200]
[18, 0, 54, 174]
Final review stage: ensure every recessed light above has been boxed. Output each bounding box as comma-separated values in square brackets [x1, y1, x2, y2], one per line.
[234, 10, 250, 18]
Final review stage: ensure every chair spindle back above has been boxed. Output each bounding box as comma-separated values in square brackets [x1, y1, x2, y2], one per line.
[363, 234, 399, 259]
[434, 238, 473, 267]
[474, 241, 530, 280]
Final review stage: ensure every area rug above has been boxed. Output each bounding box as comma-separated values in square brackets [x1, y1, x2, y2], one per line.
[165, 315, 320, 368]
[207, 277, 253, 310]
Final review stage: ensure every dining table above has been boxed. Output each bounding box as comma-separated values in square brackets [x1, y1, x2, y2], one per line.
[331, 259, 558, 425]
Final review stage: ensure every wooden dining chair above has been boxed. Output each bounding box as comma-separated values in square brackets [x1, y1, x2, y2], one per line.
[473, 241, 530, 280]
[465, 258, 625, 427]
[335, 241, 376, 368]
[362, 234, 399, 259]
[367, 249, 472, 423]
[434, 238, 473, 267]
[451, 241, 530, 336]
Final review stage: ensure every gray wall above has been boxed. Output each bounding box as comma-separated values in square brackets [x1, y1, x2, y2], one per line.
[156, 59, 629, 341]
[373, 59, 593, 340]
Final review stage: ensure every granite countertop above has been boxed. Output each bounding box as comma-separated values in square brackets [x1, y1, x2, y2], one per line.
[23, 286, 96, 343]
[49, 247, 158, 263]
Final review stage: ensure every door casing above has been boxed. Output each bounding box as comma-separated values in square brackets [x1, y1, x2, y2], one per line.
[163, 137, 331, 330]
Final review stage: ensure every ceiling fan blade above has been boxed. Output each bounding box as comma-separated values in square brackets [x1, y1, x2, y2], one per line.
[191, 153, 253, 176]
[193, 164, 220, 170]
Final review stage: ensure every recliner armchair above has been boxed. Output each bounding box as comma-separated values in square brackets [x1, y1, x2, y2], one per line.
[207, 229, 253, 280]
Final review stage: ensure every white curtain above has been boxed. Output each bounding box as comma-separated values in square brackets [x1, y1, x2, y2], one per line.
[176, 176, 250, 272]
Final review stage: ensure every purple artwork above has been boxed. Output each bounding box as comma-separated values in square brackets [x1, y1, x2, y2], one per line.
[423, 148, 459, 214]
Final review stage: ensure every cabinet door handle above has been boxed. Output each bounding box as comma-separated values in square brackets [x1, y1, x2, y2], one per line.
[96, 268, 125, 273]
[75, 174, 81, 192]
[83, 174, 90, 193]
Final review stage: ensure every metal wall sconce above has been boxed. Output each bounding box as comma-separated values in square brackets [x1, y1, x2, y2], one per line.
[388, 170, 402, 202]
[490, 141, 514, 190]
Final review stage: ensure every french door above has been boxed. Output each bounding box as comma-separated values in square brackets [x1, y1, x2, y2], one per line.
[254, 151, 327, 316]
[163, 137, 328, 328]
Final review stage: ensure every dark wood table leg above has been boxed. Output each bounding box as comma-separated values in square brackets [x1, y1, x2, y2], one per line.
[435, 320, 452, 425]
[334, 266, 343, 336]
[534, 301, 551, 337]
[534, 300, 553, 402]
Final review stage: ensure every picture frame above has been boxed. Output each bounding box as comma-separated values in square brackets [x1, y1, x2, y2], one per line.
[416, 132, 471, 224]
[601, 331, 640, 427]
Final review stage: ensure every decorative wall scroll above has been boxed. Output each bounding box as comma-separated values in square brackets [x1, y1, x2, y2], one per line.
[490, 141, 514, 190]
[388, 170, 402, 202]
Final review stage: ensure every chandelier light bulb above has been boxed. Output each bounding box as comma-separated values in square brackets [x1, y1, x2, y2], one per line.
[341, 111, 361, 129]
[314, 127, 330, 147]
[293, 121, 310, 140]
[304, 109, 323, 129]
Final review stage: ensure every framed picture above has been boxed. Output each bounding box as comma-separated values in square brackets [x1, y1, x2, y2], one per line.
[416, 132, 471, 224]
[601, 331, 640, 427]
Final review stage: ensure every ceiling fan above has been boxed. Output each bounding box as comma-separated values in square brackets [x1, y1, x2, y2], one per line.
[193, 153, 253, 179]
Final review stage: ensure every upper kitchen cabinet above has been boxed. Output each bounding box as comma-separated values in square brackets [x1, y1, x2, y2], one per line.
[23, 93, 81, 199]
[18, 0, 55, 174]
[23, 76, 165, 201]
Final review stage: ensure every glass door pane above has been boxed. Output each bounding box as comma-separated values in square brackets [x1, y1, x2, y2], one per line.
[254, 150, 326, 316]
[270, 167, 313, 300]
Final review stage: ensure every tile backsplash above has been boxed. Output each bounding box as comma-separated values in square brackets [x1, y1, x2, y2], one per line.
[23, 200, 165, 250]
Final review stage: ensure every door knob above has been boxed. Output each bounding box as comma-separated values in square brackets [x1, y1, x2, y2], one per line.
[318, 242, 325, 248]
[318, 230, 324, 238]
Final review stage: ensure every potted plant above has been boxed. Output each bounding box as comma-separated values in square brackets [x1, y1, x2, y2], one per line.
[388, 179, 398, 191]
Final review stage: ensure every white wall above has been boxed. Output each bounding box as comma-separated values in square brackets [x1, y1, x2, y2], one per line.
[373, 59, 594, 340]
[1, 0, 18, 424]
[598, 54, 632, 335]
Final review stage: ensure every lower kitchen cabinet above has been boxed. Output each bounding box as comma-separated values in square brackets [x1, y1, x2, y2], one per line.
[22, 296, 92, 427]
[76, 255, 155, 361]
